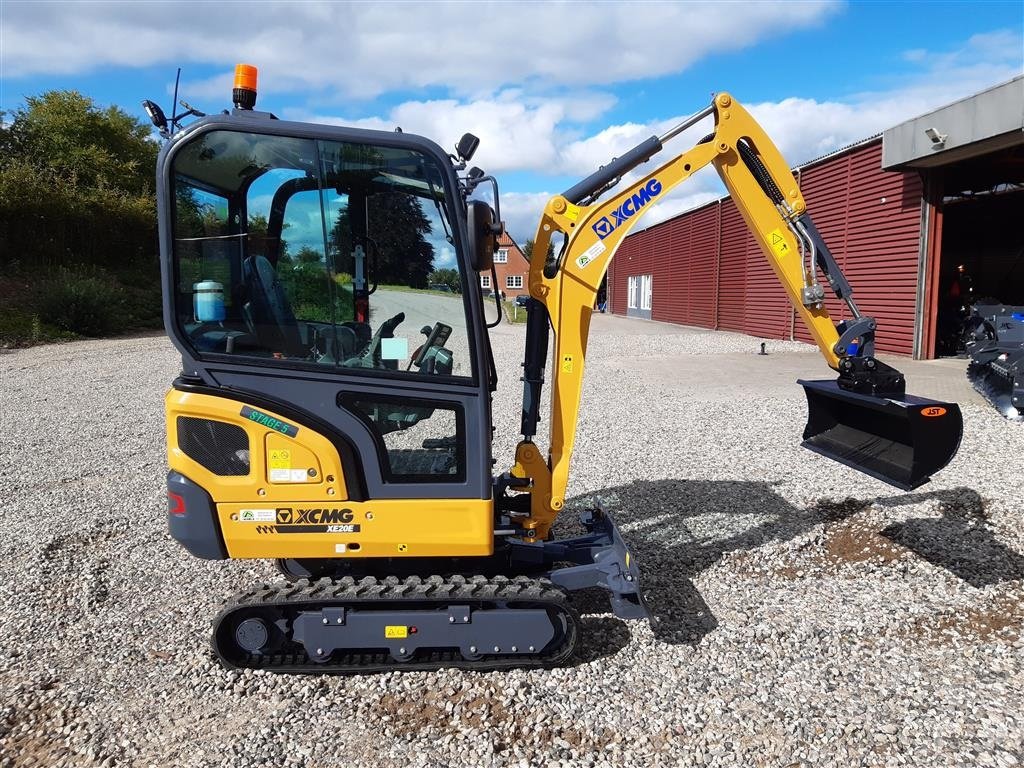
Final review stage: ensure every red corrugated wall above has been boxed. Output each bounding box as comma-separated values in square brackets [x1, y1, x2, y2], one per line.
[716, 200, 748, 332]
[687, 205, 719, 327]
[655, 214, 691, 324]
[607, 138, 923, 355]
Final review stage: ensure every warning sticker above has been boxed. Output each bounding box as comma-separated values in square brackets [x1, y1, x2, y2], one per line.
[239, 509, 275, 523]
[575, 240, 607, 270]
[564, 204, 581, 222]
[561, 354, 574, 374]
[269, 449, 291, 470]
[385, 626, 408, 639]
[768, 228, 791, 257]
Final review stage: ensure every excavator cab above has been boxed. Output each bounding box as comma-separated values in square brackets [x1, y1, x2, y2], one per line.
[160, 113, 505, 555]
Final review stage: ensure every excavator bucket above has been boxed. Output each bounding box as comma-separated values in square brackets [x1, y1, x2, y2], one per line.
[798, 380, 963, 490]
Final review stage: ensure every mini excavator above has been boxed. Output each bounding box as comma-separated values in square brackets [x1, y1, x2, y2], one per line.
[152, 66, 963, 672]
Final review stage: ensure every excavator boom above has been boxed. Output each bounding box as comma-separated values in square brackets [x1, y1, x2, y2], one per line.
[513, 93, 962, 536]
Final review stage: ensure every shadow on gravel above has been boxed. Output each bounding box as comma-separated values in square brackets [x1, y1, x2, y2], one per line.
[570, 615, 633, 664]
[567, 479, 868, 646]
[877, 488, 1024, 588]
[567, 480, 1019, 646]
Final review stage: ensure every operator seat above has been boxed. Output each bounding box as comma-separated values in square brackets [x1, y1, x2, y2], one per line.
[243, 255, 305, 356]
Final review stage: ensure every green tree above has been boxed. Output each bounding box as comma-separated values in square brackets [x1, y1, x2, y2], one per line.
[0, 90, 158, 273]
[522, 237, 554, 263]
[0, 90, 161, 341]
[428, 267, 461, 293]
[331, 192, 434, 288]
[2, 91, 154, 192]
[276, 245, 354, 323]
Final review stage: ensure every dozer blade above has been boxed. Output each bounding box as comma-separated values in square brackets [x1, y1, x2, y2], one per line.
[798, 380, 963, 491]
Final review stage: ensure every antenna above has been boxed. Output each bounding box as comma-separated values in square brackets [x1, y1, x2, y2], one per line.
[170, 68, 182, 123]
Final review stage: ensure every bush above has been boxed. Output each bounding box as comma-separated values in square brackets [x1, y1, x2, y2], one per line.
[120, 283, 163, 329]
[36, 269, 125, 336]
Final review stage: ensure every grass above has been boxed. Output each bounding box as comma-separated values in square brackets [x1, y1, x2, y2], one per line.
[502, 300, 528, 324]
[377, 283, 463, 297]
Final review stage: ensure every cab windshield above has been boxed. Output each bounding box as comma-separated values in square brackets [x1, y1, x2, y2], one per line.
[170, 130, 473, 379]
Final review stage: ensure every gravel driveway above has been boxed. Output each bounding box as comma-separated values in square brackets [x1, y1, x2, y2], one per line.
[1, 318, 1022, 768]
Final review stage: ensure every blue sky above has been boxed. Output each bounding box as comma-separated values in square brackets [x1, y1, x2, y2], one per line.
[2, 0, 1021, 244]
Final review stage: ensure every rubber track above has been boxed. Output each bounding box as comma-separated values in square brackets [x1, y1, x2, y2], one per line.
[211, 574, 579, 674]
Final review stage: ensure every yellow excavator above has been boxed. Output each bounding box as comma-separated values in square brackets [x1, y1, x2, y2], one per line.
[150, 66, 962, 672]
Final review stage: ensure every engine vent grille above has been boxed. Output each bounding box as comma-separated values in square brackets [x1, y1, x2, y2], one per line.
[177, 417, 250, 476]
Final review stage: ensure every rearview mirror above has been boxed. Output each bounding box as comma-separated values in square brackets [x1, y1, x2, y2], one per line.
[467, 200, 498, 272]
[457, 133, 480, 162]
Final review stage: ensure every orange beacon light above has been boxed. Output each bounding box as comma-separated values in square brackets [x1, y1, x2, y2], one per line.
[233, 64, 258, 110]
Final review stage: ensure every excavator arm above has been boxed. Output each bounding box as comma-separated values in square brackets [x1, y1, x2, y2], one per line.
[510, 93, 962, 539]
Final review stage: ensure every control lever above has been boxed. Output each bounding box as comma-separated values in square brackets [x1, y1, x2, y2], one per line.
[412, 322, 452, 369]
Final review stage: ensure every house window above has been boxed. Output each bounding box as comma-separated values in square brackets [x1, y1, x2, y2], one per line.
[506, 275, 523, 289]
[627, 276, 638, 309]
[495, 248, 508, 263]
[480, 275, 491, 288]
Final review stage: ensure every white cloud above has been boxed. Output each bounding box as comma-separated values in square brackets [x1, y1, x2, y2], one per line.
[498, 192, 556, 247]
[298, 90, 616, 173]
[436, 246, 456, 270]
[2, 1, 839, 97]
[560, 31, 1023, 177]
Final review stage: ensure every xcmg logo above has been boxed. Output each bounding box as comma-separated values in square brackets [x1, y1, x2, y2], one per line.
[591, 178, 663, 240]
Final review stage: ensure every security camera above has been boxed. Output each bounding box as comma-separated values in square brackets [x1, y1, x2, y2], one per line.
[924, 127, 947, 146]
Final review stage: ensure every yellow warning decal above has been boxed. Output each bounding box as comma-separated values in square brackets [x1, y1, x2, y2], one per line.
[561, 354, 574, 374]
[269, 449, 291, 470]
[768, 228, 791, 257]
[564, 204, 581, 222]
[385, 625, 408, 639]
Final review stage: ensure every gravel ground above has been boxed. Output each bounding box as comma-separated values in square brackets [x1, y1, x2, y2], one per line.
[1, 321, 1022, 768]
